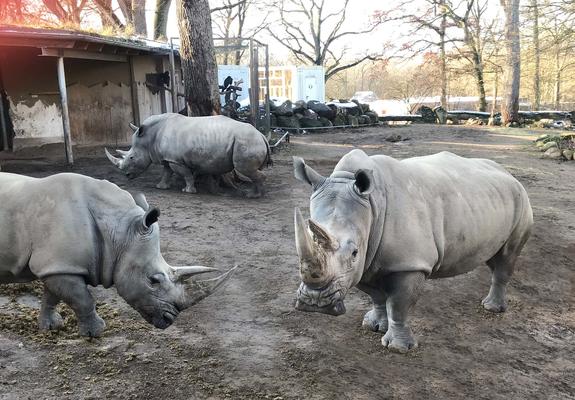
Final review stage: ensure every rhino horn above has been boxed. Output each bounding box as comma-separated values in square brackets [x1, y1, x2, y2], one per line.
[129, 122, 138, 132]
[116, 149, 130, 157]
[105, 147, 124, 169]
[308, 219, 339, 251]
[171, 265, 219, 282]
[294, 208, 315, 262]
[181, 265, 238, 308]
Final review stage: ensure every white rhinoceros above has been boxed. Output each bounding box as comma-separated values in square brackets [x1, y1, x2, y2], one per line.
[293, 149, 533, 353]
[105, 113, 271, 197]
[0, 172, 236, 337]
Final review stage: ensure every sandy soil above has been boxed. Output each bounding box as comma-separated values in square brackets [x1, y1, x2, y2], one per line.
[0, 124, 573, 400]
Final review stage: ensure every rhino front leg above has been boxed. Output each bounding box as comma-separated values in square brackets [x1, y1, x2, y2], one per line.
[358, 283, 388, 333]
[381, 271, 425, 353]
[156, 163, 173, 190]
[38, 288, 64, 331]
[43, 275, 106, 338]
[169, 162, 197, 194]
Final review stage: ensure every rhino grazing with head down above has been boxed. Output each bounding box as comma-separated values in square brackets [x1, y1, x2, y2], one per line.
[293, 149, 533, 353]
[0, 172, 236, 337]
[105, 113, 271, 197]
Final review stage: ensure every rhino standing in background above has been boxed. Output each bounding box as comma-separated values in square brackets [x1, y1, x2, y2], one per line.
[105, 113, 271, 198]
[0, 172, 236, 337]
[293, 149, 533, 353]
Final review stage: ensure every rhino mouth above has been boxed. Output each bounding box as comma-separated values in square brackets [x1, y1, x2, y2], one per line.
[294, 282, 347, 316]
[141, 306, 180, 329]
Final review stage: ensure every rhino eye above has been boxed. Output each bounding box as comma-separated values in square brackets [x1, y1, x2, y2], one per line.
[352, 249, 358, 259]
[149, 273, 165, 285]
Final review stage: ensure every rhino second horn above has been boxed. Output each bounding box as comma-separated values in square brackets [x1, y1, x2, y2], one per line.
[182, 265, 238, 308]
[105, 148, 124, 169]
[116, 149, 130, 157]
[308, 219, 340, 251]
[171, 266, 219, 282]
[129, 122, 138, 132]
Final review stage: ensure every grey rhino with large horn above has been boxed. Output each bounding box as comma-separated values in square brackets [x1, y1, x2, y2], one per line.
[105, 113, 271, 197]
[0, 172, 236, 337]
[293, 149, 533, 353]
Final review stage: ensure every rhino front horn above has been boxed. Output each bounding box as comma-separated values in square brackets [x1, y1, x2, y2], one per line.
[105, 148, 124, 169]
[295, 207, 315, 262]
[182, 265, 238, 308]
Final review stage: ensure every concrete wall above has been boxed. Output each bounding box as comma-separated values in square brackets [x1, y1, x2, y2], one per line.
[0, 46, 174, 147]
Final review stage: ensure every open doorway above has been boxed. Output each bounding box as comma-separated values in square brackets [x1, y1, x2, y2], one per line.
[0, 62, 15, 152]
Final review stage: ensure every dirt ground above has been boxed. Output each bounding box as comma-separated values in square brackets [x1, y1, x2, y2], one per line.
[0, 124, 573, 400]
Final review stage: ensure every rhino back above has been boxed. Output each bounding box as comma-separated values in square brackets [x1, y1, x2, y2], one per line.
[336, 151, 531, 278]
[151, 115, 267, 174]
[0, 173, 136, 284]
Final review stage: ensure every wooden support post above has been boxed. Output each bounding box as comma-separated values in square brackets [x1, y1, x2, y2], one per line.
[57, 56, 73, 165]
[264, 44, 271, 137]
[169, 39, 178, 113]
[128, 56, 141, 126]
[249, 39, 260, 129]
[0, 95, 8, 152]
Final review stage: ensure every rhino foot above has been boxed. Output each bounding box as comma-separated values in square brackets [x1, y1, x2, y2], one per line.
[382, 326, 418, 353]
[156, 182, 171, 190]
[362, 308, 388, 332]
[78, 313, 106, 338]
[481, 296, 507, 313]
[182, 186, 197, 194]
[38, 311, 64, 331]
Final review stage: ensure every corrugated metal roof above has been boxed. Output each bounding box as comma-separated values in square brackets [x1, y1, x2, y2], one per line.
[0, 25, 174, 55]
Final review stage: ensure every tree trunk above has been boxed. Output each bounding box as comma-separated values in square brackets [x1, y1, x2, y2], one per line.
[154, 0, 172, 40]
[500, 0, 521, 125]
[132, 0, 147, 36]
[439, 0, 448, 109]
[117, 0, 133, 25]
[531, 0, 540, 110]
[554, 55, 561, 109]
[471, 51, 487, 112]
[177, 0, 221, 116]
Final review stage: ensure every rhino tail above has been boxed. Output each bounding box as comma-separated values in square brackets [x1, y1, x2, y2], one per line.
[260, 134, 273, 170]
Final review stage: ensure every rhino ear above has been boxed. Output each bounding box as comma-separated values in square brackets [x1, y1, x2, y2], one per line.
[354, 169, 374, 195]
[137, 126, 145, 137]
[293, 156, 325, 189]
[133, 193, 149, 210]
[142, 207, 160, 230]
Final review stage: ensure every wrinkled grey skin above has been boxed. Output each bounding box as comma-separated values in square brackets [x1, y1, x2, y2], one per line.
[293, 149, 533, 353]
[106, 113, 271, 197]
[0, 172, 236, 337]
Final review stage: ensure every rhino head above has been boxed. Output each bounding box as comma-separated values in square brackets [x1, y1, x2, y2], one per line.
[292, 156, 374, 316]
[105, 123, 153, 179]
[113, 193, 237, 329]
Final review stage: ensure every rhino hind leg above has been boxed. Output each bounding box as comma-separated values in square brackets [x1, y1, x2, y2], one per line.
[482, 248, 518, 313]
[168, 162, 197, 194]
[43, 275, 106, 338]
[381, 271, 425, 353]
[38, 288, 64, 331]
[235, 169, 266, 198]
[156, 163, 174, 190]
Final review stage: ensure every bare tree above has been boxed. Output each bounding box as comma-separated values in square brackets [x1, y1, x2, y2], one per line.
[177, 0, 221, 116]
[154, 0, 171, 40]
[131, 0, 147, 36]
[400, 0, 450, 109]
[530, 0, 541, 110]
[267, 0, 391, 81]
[446, 0, 500, 111]
[42, 0, 89, 25]
[92, 0, 124, 29]
[500, 0, 521, 124]
[212, 0, 270, 64]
